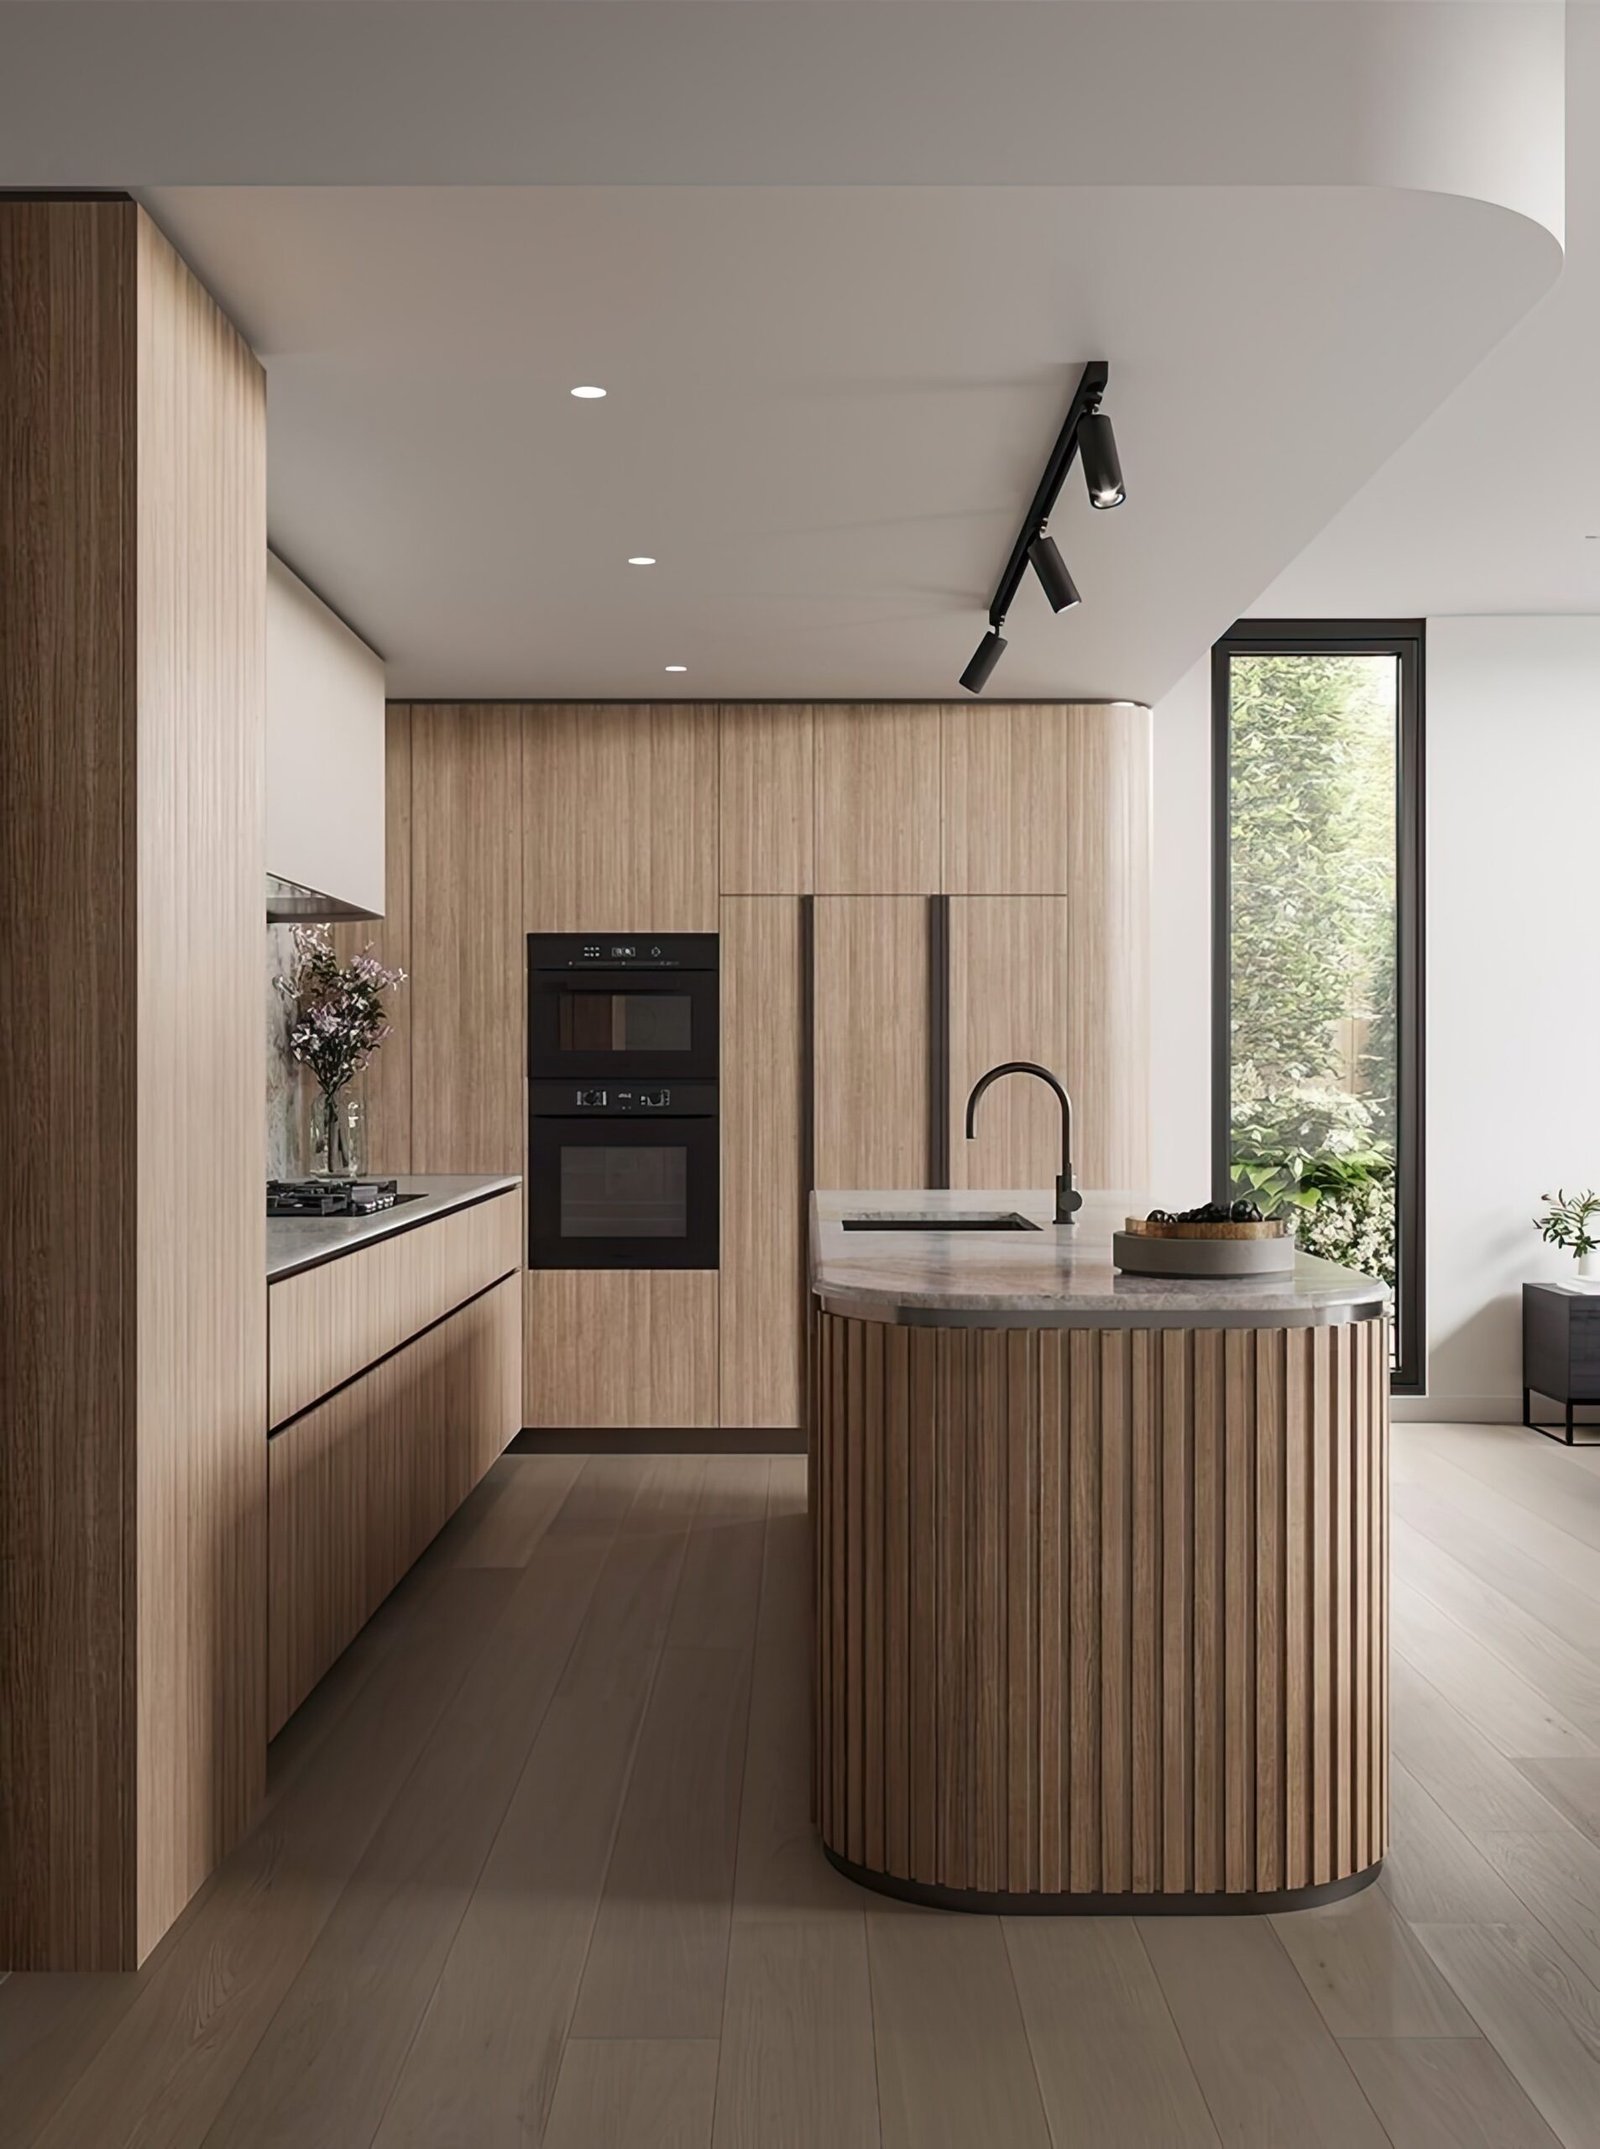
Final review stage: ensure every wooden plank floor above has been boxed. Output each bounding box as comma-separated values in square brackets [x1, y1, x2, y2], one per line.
[8, 1425, 1600, 2146]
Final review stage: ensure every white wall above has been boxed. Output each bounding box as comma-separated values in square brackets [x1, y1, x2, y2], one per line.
[1149, 657, 1213, 1203]
[1420, 615, 1600, 1418]
[266, 553, 386, 916]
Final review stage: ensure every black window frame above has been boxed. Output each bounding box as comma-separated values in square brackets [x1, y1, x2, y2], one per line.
[1211, 618, 1426, 1394]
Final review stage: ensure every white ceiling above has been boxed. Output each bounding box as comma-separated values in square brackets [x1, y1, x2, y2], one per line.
[0, 0, 1571, 700]
[1257, 2, 1600, 622]
[149, 182, 1555, 702]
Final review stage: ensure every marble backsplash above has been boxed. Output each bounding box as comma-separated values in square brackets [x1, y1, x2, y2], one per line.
[266, 924, 299, 1179]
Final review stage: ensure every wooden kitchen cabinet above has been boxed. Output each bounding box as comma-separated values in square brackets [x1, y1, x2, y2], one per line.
[720, 897, 806, 1427]
[268, 1272, 520, 1735]
[811, 896, 932, 1189]
[948, 897, 1150, 1192]
[524, 1270, 719, 1428]
[813, 704, 941, 893]
[941, 702, 1152, 896]
[720, 705, 814, 894]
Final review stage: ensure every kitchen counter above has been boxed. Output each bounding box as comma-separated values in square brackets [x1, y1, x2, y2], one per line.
[267, 1173, 521, 1282]
[809, 1183, 1389, 1916]
[811, 1187, 1387, 1328]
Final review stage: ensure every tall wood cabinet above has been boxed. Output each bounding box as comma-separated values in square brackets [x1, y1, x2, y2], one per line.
[384, 699, 1151, 1436]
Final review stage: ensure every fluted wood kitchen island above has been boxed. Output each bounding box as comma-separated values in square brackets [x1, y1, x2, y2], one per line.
[809, 1189, 1389, 1912]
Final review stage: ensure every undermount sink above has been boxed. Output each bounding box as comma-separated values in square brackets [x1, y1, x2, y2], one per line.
[842, 1212, 1042, 1232]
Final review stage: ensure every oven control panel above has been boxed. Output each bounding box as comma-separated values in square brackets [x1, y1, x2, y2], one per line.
[529, 932, 717, 972]
[572, 1087, 670, 1111]
[531, 1079, 718, 1119]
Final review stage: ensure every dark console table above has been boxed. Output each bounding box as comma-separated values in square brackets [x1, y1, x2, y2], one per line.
[1523, 1281, 1600, 1445]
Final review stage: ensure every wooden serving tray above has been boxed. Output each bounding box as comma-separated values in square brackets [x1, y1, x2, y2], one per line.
[1122, 1216, 1291, 1241]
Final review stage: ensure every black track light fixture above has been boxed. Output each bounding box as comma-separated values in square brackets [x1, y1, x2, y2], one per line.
[1027, 533, 1081, 614]
[959, 628, 1007, 696]
[957, 360, 1124, 692]
[1079, 409, 1125, 509]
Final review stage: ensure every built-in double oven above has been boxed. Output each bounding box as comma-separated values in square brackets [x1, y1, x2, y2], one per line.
[527, 934, 719, 1270]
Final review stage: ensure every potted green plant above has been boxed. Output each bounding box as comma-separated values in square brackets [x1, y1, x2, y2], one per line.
[1535, 1189, 1600, 1285]
[275, 927, 406, 1177]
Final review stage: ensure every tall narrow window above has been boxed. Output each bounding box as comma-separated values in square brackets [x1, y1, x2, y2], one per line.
[1213, 622, 1424, 1390]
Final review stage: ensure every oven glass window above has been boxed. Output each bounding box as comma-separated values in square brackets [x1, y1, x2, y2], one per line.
[559, 1145, 688, 1238]
[558, 991, 693, 1058]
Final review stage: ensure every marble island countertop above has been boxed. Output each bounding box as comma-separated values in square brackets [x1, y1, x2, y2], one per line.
[267, 1174, 521, 1283]
[810, 1188, 1388, 1330]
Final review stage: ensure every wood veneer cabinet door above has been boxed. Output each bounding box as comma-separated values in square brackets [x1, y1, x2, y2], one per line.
[524, 1271, 719, 1429]
[948, 898, 1150, 1192]
[811, 898, 930, 1190]
[523, 703, 718, 928]
[335, 702, 414, 1172]
[942, 703, 1151, 896]
[720, 898, 805, 1427]
[410, 705, 524, 1174]
[814, 705, 942, 894]
[720, 705, 814, 894]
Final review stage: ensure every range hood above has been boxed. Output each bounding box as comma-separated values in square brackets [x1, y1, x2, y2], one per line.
[266, 872, 379, 925]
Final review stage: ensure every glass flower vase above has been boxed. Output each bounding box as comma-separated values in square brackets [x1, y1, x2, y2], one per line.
[303, 1078, 365, 1179]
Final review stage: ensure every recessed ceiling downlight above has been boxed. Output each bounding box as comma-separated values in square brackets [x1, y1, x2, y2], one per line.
[570, 384, 607, 400]
[628, 556, 657, 566]
[664, 664, 688, 673]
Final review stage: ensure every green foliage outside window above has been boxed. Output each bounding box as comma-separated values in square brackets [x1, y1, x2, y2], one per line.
[1227, 653, 1398, 1289]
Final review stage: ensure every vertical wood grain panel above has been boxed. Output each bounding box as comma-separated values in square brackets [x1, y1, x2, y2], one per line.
[522, 703, 718, 929]
[1038, 1334, 1065, 1894]
[813, 703, 941, 893]
[1160, 1330, 1193, 1894]
[133, 210, 268, 1962]
[1192, 1329, 1225, 1894]
[1353, 1318, 1371, 1876]
[1311, 1326, 1334, 1887]
[719, 897, 804, 1427]
[1333, 1327, 1353, 1882]
[1, 197, 137, 1972]
[411, 704, 522, 1175]
[1130, 1330, 1161, 1894]
[810, 898, 929, 1189]
[1254, 1328, 1286, 1891]
[524, 1271, 718, 1430]
[336, 703, 413, 1172]
[812, 1314, 1386, 1904]
[940, 702, 1151, 896]
[719, 704, 813, 893]
[1067, 1330, 1101, 1892]
[947, 897, 1150, 1195]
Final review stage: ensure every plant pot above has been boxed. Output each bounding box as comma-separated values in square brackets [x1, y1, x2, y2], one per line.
[1575, 1251, 1600, 1288]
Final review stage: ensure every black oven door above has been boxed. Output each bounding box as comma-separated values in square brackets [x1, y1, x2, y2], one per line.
[528, 1106, 719, 1270]
[528, 942, 719, 1081]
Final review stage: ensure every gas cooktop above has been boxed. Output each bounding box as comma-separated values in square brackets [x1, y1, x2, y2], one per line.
[267, 1178, 401, 1218]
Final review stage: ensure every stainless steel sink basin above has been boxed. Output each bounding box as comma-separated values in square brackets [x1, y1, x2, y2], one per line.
[842, 1213, 1041, 1232]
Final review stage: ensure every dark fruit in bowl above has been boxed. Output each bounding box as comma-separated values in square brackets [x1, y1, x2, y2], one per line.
[1146, 1209, 1173, 1223]
[1230, 1199, 1264, 1223]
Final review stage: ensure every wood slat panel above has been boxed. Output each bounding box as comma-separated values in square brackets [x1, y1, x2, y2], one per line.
[719, 897, 804, 1428]
[719, 704, 814, 894]
[522, 702, 719, 929]
[813, 703, 941, 894]
[269, 1192, 520, 1426]
[813, 1312, 1386, 1903]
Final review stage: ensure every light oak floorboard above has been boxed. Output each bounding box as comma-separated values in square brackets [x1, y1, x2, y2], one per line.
[1516, 1759, 1600, 1851]
[713, 1916, 880, 2149]
[1340, 2037, 1564, 2149]
[1003, 1919, 1221, 2149]
[1382, 1763, 1529, 1926]
[1478, 1829, 1600, 1995]
[1414, 1921, 1600, 2149]
[1270, 1885, 1479, 2040]
[1389, 1656, 1590, 1836]
[543, 2039, 719, 2149]
[1139, 1919, 1391, 2148]
[450, 1450, 587, 1568]
[867, 1915, 1052, 2149]
[1391, 1578, 1600, 1762]
[669, 1454, 771, 1651]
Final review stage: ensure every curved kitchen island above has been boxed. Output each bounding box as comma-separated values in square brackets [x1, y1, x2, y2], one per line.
[809, 1189, 1389, 1913]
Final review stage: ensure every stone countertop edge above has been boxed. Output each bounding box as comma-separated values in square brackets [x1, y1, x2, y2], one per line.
[810, 1188, 1389, 1331]
[267, 1174, 522, 1284]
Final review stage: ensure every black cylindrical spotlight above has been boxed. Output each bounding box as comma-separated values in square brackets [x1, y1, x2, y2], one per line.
[960, 627, 1007, 695]
[1027, 533, 1081, 614]
[1079, 410, 1125, 508]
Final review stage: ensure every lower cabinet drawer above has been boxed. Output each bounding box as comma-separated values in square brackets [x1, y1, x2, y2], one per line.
[268, 1274, 520, 1735]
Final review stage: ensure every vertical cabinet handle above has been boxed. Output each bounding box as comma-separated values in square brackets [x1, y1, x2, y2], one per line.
[928, 894, 950, 1189]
